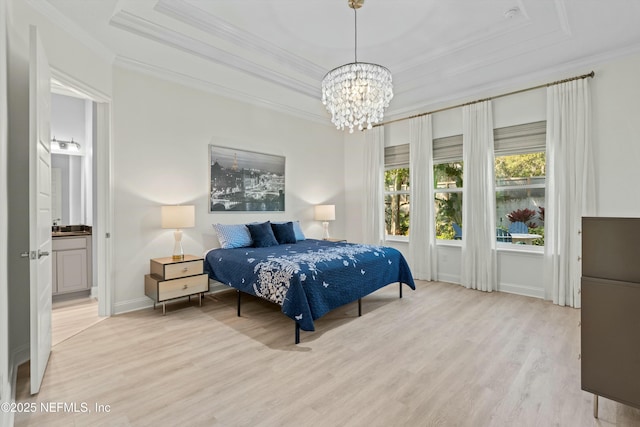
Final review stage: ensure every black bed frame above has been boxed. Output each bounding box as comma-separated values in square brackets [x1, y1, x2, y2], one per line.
[236, 282, 404, 344]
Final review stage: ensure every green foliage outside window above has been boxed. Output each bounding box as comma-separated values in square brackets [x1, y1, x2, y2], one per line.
[495, 152, 545, 179]
[434, 163, 463, 239]
[384, 168, 410, 236]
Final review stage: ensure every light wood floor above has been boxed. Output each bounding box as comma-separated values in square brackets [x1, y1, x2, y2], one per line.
[52, 297, 104, 347]
[14, 281, 640, 427]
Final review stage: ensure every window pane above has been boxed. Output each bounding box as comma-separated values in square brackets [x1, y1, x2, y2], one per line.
[495, 152, 545, 245]
[495, 152, 545, 183]
[385, 168, 410, 191]
[435, 192, 462, 240]
[385, 194, 410, 236]
[434, 162, 463, 189]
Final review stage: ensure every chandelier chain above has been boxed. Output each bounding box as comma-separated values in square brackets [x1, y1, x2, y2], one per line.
[354, 7, 358, 63]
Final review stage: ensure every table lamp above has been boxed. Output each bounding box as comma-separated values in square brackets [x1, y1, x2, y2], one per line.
[314, 204, 335, 239]
[161, 205, 195, 260]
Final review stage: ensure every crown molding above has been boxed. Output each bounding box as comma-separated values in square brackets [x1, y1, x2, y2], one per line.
[50, 67, 111, 103]
[553, 0, 572, 36]
[154, 0, 325, 80]
[441, 28, 571, 79]
[387, 41, 640, 121]
[24, 0, 114, 63]
[109, 11, 319, 99]
[114, 55, 330, 127]
[394, 21, 571, 95]
[393, 9, 535, 75]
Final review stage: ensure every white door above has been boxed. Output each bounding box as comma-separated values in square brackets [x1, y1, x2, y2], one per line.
[29, 25, 52, 395]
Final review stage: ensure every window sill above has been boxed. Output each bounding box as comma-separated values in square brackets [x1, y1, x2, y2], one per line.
[385, 235, 409, 243]
[496, 243, 544, 254]
[435, 240, 543, 253]
[436, 240, 463, 248]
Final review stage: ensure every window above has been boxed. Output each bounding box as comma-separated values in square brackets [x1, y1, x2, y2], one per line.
[385, 168, 410, 236]
[384, 145, 410, 237]
[433, 135, 463, 240]
[494, 121, 546, 246]
[434, 162, 463, 240]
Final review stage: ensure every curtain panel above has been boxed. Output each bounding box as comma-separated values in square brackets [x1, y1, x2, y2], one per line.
[408, 115, 437, 281]
[363, 127, 385, 245]
[461, 101, 497, 292]
[544, 79, 595, 308]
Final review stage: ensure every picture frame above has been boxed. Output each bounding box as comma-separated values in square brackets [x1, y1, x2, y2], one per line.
[209, 144, 285, 212]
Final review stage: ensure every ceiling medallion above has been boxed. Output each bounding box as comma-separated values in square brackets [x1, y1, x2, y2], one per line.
[321, 0, 393, 133]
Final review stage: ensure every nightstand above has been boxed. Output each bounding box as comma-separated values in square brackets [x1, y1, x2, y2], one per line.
[144, 255, 209, 315]
[323, 238, 346, 243]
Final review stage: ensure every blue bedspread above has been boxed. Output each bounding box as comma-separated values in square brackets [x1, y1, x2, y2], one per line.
[204, 239, 415, 331]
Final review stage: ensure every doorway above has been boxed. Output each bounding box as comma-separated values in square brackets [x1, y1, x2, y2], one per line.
[50, 69, 113, 324]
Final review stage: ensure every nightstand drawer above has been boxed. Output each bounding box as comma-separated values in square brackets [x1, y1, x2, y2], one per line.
[151, 258, 203, 279]
[164, 260, 203, 280]
[146, 273, 208, 302]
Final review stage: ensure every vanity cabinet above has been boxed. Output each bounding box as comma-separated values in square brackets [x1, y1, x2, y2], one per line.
[52, 235, 92, 295]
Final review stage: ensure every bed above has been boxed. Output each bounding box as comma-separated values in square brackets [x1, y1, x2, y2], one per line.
[204, 238, 415, 343]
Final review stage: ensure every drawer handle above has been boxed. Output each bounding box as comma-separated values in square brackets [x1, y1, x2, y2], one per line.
[182, 267, 188, 272]
[183, 284, 188, 290]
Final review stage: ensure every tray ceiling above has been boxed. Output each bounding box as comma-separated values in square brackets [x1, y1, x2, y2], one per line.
[37, 0, 640, 125]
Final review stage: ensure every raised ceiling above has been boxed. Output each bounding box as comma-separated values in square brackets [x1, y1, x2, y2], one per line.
[36, 0, 640, 126]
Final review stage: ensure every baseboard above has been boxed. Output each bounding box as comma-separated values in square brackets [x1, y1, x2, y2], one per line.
[208, 281, 232, 294]
[113, 297, 153, 315]
[10, 344, 29, 372]
[437, 273, 460, 285]
[498, 282, 545, 299]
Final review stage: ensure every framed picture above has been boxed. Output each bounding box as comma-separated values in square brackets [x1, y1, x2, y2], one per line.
[209, 144, 285, 212]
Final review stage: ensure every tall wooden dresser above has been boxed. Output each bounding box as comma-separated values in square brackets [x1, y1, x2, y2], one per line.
[581, 217, 640, 417]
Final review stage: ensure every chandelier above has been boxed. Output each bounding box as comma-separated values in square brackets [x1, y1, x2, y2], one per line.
[321, 0, 393, 133]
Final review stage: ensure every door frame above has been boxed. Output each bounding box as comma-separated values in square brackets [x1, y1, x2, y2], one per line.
[1, 0, 10, 418]
[50, 68, 113, 316]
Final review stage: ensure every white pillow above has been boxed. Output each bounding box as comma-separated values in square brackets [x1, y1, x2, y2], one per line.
[212, 224, 252, 249]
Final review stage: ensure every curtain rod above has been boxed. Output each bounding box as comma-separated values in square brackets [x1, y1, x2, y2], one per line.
[374, 71, 595, 128]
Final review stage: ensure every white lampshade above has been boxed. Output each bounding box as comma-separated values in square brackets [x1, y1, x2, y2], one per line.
[314, 205, 336, 221]
[161, 205, 195, 229]
[161, 205, 195, 260]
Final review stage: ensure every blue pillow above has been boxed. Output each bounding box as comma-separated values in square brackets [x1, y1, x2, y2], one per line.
[246, 222, 279, 248]
[273, 220, 306, 241]
[212, 223, 252, 249]
[271, 222, 297, 244]
[292, 221, 306, 241]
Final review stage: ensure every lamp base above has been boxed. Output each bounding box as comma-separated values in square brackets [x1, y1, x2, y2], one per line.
[172, 229, 184, 260]
[322, 221, 330, 239]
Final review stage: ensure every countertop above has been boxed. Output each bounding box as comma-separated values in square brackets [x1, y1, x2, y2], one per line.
[52, 225, 92, 238]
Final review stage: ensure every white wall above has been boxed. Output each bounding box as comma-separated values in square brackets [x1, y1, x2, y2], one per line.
[0, 0, 10, 423]
[591, 53, 640, 216]
[8, 0, 112, 97]
[51, 93, 93, 225]
[111, 66, 344, 313]
[345, 53, 640, 298]
[51, 93, 88, 154]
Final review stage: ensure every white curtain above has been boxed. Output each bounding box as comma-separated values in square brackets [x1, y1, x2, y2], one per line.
[461, 101, 497, 292]
[544, 79, 595, 308]
[408, 115, 437, 280]
[363, 126, 385, 245]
